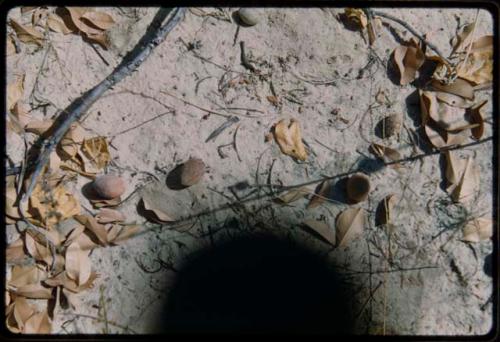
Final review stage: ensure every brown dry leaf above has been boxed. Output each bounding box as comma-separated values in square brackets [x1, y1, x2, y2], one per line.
[58, 123, 86, 160]
[23, 310, 51, 334]
[267, 95, 279, 107]
[302, 220, 336, 246]
[108, 224, 141, 245]
[369, 143, 401, 163]
[9, 18, 44, 46]
[419, 90, 438, 125]
[375, 88, 387, 104]
[44, 271, 99, 293]
[12, 102, 32, 127]
[7, 34, 16, 55]
[435, 91, 474, 108]
[65, 242, 92, 286]
[344, 8, 368, 29]
[457, 36, 493, 85]
[141, 197, 175, 223]
[445, 150, 466, 187]
[468, 100, 487, 139]
[65, 7, 102, 35]
[13, 284, 53, 300]
[7, 296, 35, 333]
[80, 137, 111, 172]
[24, 232, 60, 267]
[89, 196, 122, 208]
[74, 215, 108, 246]
[275, 186, 310, 204]
[7, 73, 25, 111]
[85, 31, 110, 48]
[32, 8, 48, 26]
[462, 218, 493, 242]
[273, 118, 307, 161]
[307, 180, 332, 209]
[449, 155, 479, 203]
[336, 207, 365, 248]
[21, 6, 38, 13]
[29, 182, 81, 228]
[424, 120, 469, 149]
[451, 22, 476, 54]
[95, 208, 125, 224]
[430, 78, 474, 100]
[25, 119, 54, 135]
[430, 100, 468, 131]
[46, 13, 72, 34]
[392, 39, 425, 85]
[375, 194, 397, 227]
[81, 11, 115, 30]
[6, 238, 27, 263]
[8, 265, 45, 288]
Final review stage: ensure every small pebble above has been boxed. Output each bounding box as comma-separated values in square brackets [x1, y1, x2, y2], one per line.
[93, 175, 126, 199]
[180, 158, 205, 187]
[238, 8, 259, 26]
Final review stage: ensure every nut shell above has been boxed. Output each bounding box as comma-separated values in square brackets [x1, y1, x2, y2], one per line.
[180, 158, 205, 187]
[346, 173, 370, 203]
[237, 8, 259, 26]
[93, 175, 126, 199]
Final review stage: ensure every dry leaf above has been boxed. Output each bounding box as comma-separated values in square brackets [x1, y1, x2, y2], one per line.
[47, 13, 72, 34]
[451, 22, 476, 54]
[80, 137, 111, 172]
[267, 95, 279, 107]
[307, 180, 332, 209]
[7, 297, 35, 333]
[12, 102, 32, 127]
[44, 271, 99, 293]
[344, 8, 368, 29]
[336, 207, 365, 247]
[65, 7, 102, 35]
[7, 238, 27, 263]
[375, 194, 397, 226]
[21, 6, 38, 13]
[430, 101, 468, 131]
[9, 18, 44, 46]
[435, 91, 474, 108]
[9, 265, 44, 288]
[430, 78, 474, 100]
[7, 34, 16, 55]
[23, 310, 51, 334]
[275, 186, 310, 204]
[58, 123, 86, 160]
[108, 224, 140, 245]
[65, 242, 92, 286]
[7, 73, 25, 111]
[6, 175, 21, 221]
[13, 284, 53, 299]
[61, 288, 81, 311]
[74, 215, 108, 246]
[95, 208, 125, 224]
[457, 36, 493, 85]
[449, 155, 479, 203]
[81, 11, 115, 30]
[302, 220, 336, 246]
[445, 150, 466, 187]
[29, 182, 81, 228]
[24, 232, 62, 268]
[375, 88, 387, 104]
[141, 197, 175, 223]
[25, 119, 54, 135]
[462, 218, 493, 242]
[468, 99, 487, 140]
[424, 121, 469, 149]
[392, 39, 425, 85]
[32, 8, 48, 26]
[369, 143, 401, 163]
[273, 118, 307, 161]
[89, 196, 122, 208]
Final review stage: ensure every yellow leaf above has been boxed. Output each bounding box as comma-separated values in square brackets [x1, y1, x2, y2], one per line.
[462, 218, 493, 242]
[273, 118, 307, 161]
[65, 241, 92, 286]
[9, 18, 44, 46]
[336, 207, 365, 247]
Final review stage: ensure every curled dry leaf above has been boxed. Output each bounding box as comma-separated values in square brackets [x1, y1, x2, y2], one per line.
[302, 220, 336, 246]
[89, 196, 122, 209]
[435, 91, 474, 108]
[7, 34, 16, 55]
[9, 265, 45, 288]
[369, 143, 401, 164]
[64, 7, 110, 48]
[95, 208, 125, 224]
[445, 150, 465, 187]
[81, 11, 115, 30]
[336, 207, 365, 248]
[430, 101, 468, 131]
[275, 186, 310, 204]
[58, 123, 86, 160]
[451, 22, 476, 54]
[448, 155, 479, 204]
[424, 120, 469, 149]
[13, 283, 53, 300]
[462, 218, 493, 242]
[65, 241, 92, 286]
[346, 173, 371, 203]
[7, 73, 25, 111]
[47, 13, 72, 34]
[344, 8, 368, 29]
[307, 180, 332, 209]
[392, 38, 425, 85]
[43, 271, 99, 293]
[375, 194, 397, 226]
[141, 196, 175, 223]
[457, 36, 493, 85]
[9, 18, 44, 46]
[25, 119, 54, 136]
[108, 224, 141, 245]
[430, 78, 474, 100]
[23, 309, 51, 334]
[7, 238, 27, 263]
[32, 7, 48, 27]
[380, 114, 402, 138]
[468, 99, 487, 140]
[6, 296, 35, 333]
[74, 215, 108, 246]
[273, 118, 308, 161]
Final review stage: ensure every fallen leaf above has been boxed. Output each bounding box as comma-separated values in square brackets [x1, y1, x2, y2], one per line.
[451, 22, 476, 54]
[430, 78, 474, 100]
[63, 224, 86, 247]
[64, 7, 102, 35]
[25, 119, 54, 135]
[369, 143, 401, 164]
[6, 175, 21, 221]
[81, 11, 115, 30]
[344, 8, 368, 29]
[65, 241, 92, 286]
[375, 88, 387, 104]
[430, 100, 468, 131]
[13, 283, 53, 299]
[58, 123, 86, 160]
[275, 186, 310, 204]
[7, 34, 16, 55]
[336, 207, 365, 248]
[108, 224, 141, 245]
[267, 95, 279, 107]
[468, 99, 487, 140]
[6, 238, 27, 263]
[61, 288, 81, 311]
[449, 155, 479, 203]
[8, 265, 45, 288]
[462, 218, 493, 242]
[80, 137, 111, 172]
[23, 310, 51, 334]
[84, 31, 110, 48]
[273, 118, 307, 161]
[95, 208, 126, 224]
[47, 13, 72, 34]
[307, 180, 333, 209]
[302, 220, 336, 246]
[12, 102, 32, 127]
[375, 194, 397, 226]
[392, 38, 425, 85]
[457, 35, 493, 85]
[141, 197, 175, 223]
[43, 271, 99, 293]
[9, 18, 44, 46]
[435, 91, 474, 108]
[7, 297, 35, 333]
[89, 196, 122, 208]
[7, 73, 25, 111]
[32, 7, 48, 26]
[445, 150, 466, 187]
[74, 215, 108, 246]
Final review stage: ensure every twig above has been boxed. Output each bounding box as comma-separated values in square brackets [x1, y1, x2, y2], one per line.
[108, 110, 174, 142]
[21, 7, 187, 204]
[205, 116, 240, 142]
[89, 43, 110, 66]
[233, 124, 242, 162]
[369, 9, 452, 65]
[239, 41, 256, 72]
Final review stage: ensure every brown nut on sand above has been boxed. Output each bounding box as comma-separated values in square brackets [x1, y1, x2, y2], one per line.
[180, 158, 205, 187]
[93, 175, 126, 199]
[346, 173, 371, 203]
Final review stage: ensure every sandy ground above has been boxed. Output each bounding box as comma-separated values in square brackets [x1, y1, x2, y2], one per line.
[5, 7, 494, 335]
